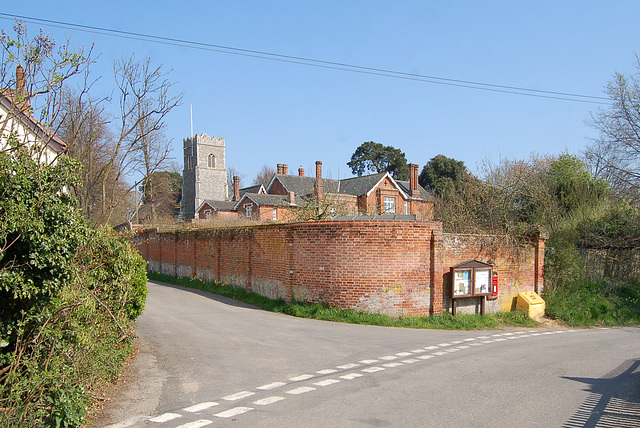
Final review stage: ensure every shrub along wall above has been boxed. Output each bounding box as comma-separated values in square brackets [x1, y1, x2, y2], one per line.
[135, 220, 544, 316]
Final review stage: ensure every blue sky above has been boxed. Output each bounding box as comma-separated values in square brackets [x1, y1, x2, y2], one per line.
[1, 1, 638, 184]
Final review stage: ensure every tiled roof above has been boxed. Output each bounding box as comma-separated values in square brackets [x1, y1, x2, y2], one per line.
[236, 193, 303, 208]
[202, 200, 237, 211]
[396, 180, 435, 201]
[269, 171, 434, 201]
[0, 90, 67, 153]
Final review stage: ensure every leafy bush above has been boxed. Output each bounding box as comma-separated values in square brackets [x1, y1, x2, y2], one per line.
[0, 141, 147, 427]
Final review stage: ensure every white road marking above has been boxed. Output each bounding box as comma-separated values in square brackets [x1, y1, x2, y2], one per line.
[456, 345, 470, 349]
[253, 396, 285, 405]
[149, 413, 181, 423]
[287, 386, 316, 395]
[316, 369, 338, 375]
[476, 336, 490, 339]
[502, 333, 515, 336]
[402, 359, 419, 363]
[411, 349, 426, 353]
[432, 351, 446, 356]
[289, 374, 314, 381]
[530, 333, 542, 336]
[340, 372, 364, 380]
[469, 342, 484, 346]
[362, 366, 385, 373]
[395, 352, 412, 357]
[417, 355, 434, 360]
[337, 363, 360, 369]
[223, 391, 255, 401]
[314, 379, 340, 387]
[437, 343, 452, 347]
[359, 359, 379, 364]
[383, 362, 404, 367]
[450, 340, 464, 344]
[175, 420, 213, 428]
[184, 402, 219, 412]
[379, 355, 397, 361]
[463, 338, 476, 341]
[214, 407, 253, 418]
[257, 381, 287, 390]
[494, 338, 507, 342]
[424, 345, 439, 350]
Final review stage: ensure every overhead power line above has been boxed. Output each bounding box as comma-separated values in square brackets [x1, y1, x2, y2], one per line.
[0, 12, 611, 105]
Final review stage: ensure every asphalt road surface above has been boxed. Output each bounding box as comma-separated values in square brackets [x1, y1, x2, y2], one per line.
[99, 281, 640, 428]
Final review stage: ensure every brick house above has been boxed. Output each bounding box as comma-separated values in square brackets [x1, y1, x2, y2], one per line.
[195, 160, 434, 222]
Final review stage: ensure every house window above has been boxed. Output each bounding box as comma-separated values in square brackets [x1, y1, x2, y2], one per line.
[244, 203, 253, 218]
[208, 154, 215, 168]
[273, 208, 277, 220]
[204, 209, 212, 219]
[404, 200, 408, 215]
[383, 197, 396, 213]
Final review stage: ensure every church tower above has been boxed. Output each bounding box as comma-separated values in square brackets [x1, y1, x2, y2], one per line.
[180, 133, 228, 220]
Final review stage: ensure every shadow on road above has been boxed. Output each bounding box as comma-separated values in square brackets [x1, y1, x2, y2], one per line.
[563, 358, 640, 427]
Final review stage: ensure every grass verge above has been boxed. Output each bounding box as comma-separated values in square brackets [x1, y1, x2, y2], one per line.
[147, 271, 538, 330]
[544, 278, 640, 326]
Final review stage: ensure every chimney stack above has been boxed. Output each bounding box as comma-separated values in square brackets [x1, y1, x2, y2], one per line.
[283, 164, 288, 175]
[409, 164, 420, 198]
[16, 65, 25, 90]
[277, 164, 283, 175]
[298, 167, 304, 177]
[233, 176, 240, 201]
[288, 191, 296, 205]
[314, 161, 324, 201]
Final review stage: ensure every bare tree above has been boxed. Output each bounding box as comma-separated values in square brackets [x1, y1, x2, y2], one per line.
[253, 164, 276, 187]
[586, 55, 640, 201]
[98, 56, 182, 225]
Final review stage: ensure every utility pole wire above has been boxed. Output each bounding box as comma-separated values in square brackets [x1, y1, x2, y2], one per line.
[0, 12, 611, 105]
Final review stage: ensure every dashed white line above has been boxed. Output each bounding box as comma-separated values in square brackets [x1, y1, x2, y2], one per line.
[289, 374, 314, 382]
[314, 379, 341, 387]
[411, 349, 426, 353]
[214, 407, 254, 418]
[379, 355, 397, 361]
[149, 413, 181, 423]
[337, 363, 360, 369]
[450, 340, 464, 344]
[438, 343, 452, 347]
[360, 359, 379, 364]
[287, 386, 316, 395]
[316, 368, 338, 375]
[476, 336, 490, 339]
[340, 372, 364, 380]
[257, 381, 287, 390]
[463, 338, 476, 342]
[396, 352, 413, 357]
[494, 338, 507, 342]
[417, 355, 434, 360]
[253, 396, 286, 405]
[432, 351, 446, 356]
[469, 342, 484, 346]
[362, 366, 385, 373]
[183, 402, 219, 412]
[402, 359, 420, 364]
[424, 345, 439, 350]
[223, 391, 255, 401]
[456, 345, 470, 349]
[175, 420, 213, 428]
[383, 362, 404, 367]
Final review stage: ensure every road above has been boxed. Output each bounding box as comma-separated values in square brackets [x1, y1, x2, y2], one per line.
[99, 281, 640, 428]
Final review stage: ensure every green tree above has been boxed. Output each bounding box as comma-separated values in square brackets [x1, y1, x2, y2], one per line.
[347, 141, 409, 180]
[419, 154, 469, 195]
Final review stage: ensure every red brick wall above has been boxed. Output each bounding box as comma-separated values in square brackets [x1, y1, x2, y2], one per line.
[136, 221, 543, 316]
